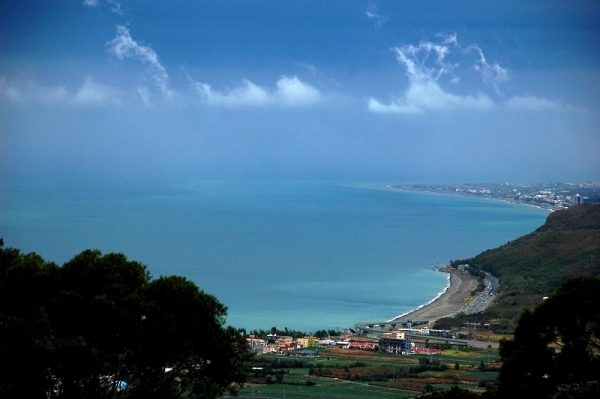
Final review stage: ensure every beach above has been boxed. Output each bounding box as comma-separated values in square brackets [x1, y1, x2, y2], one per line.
[394, 269, 479, 323]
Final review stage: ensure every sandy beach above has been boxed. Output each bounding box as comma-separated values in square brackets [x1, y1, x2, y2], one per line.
[394, 269, 478, 322]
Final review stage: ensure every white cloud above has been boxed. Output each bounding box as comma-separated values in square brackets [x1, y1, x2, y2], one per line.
[368, 80, 494, 114]
[504, 95, 562, 111]
[369, 36, 497, 114]
[298, 63, 318, 76]
[368, 98, 420, 114]
[1, 78, 121, 106]
[192, 76, 322, 108]
[107, 26, 169, 94]
[368, 35, 565, 114]
[108, 0, 123, 16]
[0, 83, 67, 104]
[84, 0, 122, 15]
[275, 76, 322, 106]
[72, 78, 118, 105]
[366, 4, 388, 27]
[137, 86, 151, 106]
[195, 79, 271, 107]
[467, 44, 508, 93]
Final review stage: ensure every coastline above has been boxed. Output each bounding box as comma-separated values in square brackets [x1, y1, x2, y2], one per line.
[391, 268, 479, 323]
[377, 183, 550, 325]
[387, 184, 556, 213]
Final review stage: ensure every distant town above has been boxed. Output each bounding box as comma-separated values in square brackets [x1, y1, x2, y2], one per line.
[390, 181, 600, 211]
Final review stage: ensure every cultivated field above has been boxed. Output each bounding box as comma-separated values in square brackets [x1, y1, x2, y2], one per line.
[227, 347, 500, 398]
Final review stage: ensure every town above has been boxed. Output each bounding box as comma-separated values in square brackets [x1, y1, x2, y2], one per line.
[390, 181, 600, 211]
[246, 325, 472, 357]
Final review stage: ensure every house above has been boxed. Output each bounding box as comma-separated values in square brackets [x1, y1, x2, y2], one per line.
[349, 341, 376, 351]
[379, 333, 411, 354]
[296, 336, 317, 348]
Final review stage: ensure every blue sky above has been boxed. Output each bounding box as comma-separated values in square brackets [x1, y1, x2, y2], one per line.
[1, 1, 599, 187]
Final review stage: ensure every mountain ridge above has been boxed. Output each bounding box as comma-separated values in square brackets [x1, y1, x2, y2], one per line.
[465, 203, 600, 320]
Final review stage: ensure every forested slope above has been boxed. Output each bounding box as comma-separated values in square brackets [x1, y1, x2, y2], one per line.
[473, 204, 600, 319]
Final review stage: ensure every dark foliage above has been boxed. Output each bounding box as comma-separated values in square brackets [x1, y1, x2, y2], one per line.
[409, 364, 448, 373]
[0, 240, 252, 399]
[247, 326, 307, 339]
[424, 386, 486, 398]
[498, 277, 600, 399]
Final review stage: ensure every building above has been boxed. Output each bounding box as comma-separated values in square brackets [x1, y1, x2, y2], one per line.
[379, 335, 411, 354]
[349, 341, 376, 351]
[274, 335, 293, 346]
[296, 336, 317, 348]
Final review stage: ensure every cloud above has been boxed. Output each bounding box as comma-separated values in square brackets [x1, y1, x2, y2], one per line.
[276, 76, 322, 106]
[368, 82, 494, 114]
[366, 34, 569, 114]
[367, 98, 420, 114]
[195, 80, 270, 107]
[298, 63, 318, 76]
[467, 44, 508, 93]
[366, 4, 388, 27]
[109, 1, 123, 16]
[1, 78, 121, 106]
[504, 95, 562, 111]
[72, 78, 119, 105]
[368, 35, 567, 114]
[107, 26, 169, 94]
[192, 76, 322, 108]
[137, 86, 151, 107]
[369, 36, 496, 113]
[83, 0, 122, 15]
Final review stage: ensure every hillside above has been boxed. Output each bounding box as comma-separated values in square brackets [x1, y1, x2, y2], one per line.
[468, 203, 600, 320]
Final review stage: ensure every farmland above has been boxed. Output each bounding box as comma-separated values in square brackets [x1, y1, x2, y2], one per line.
[227, 347, 499, 398]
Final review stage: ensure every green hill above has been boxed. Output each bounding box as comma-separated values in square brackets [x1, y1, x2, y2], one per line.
[465, 203, 600, 320]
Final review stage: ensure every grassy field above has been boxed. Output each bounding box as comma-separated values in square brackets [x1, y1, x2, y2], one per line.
[227, 347, 499, 398]
[235, 379, 416, 399]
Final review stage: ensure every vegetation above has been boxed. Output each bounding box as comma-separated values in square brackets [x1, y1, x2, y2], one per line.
[444, 204, 600, 323]
[0, 240, 251, 399]
[236, 346, 499, 398]
[498, 277, 600, 398]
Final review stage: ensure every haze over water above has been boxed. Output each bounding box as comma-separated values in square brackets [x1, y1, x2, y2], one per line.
[0, 180, 549, 332]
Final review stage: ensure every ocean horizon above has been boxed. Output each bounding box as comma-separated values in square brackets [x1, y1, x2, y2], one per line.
[0, 180, 549, 332]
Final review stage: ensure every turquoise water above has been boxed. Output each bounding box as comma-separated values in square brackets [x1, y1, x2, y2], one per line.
[0, 180, 549, 332]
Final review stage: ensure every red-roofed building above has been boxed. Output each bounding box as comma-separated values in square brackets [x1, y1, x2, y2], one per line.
[349, 341, 376, 351]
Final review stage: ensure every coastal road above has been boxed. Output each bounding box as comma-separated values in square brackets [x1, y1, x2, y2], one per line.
[461, 273, 498, 314]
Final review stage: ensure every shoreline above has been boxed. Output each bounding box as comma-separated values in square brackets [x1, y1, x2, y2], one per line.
[375, 183, 548, 325]
[387, 270, 451, 322]
[391, 268, 479, 323]
[388, 185, 556, 213]
[377, 183, 551, 325]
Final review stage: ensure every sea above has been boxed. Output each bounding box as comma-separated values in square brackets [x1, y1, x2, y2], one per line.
[0, 180, 549, 332]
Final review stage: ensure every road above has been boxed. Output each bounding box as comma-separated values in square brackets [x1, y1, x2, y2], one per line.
[461, 273, 498, 314]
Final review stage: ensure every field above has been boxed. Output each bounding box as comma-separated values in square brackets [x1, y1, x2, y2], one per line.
[225, 347, 499, 398]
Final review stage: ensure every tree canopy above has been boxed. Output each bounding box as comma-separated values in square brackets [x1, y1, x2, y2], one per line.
[498, 277, 600, 398]
[0, 239, 251, 398]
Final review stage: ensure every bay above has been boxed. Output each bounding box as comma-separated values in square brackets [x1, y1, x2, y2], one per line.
[0, 180, 549, 332]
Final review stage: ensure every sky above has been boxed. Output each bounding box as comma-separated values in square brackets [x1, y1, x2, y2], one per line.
[1, 0, 599, 187]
